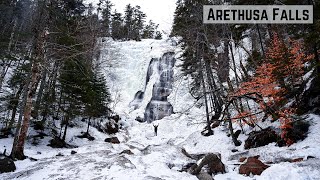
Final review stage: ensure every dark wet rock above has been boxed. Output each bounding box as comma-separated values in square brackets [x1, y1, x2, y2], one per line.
[144, 53, 176, 123]
[180, 162, 197, 172]
[29, 157, 38, 161]
[71, 150, 77, 155]
[190, 153, 226, 175]
[289, 158, 304, 163]
[210, 120, 220, 129]
[48, 137, 67, 148]
[234, 130, 241, 139]
[56, 152, 64, 157]
[105, 119, 119, 134]
[130, 91, 145, 110]
[130, 52, 176, 123]
[110, 115, 120, 123]
[47, 137, 77, 148]
[77, 132, 95, 141]
[167, 163, 174, 169]
[239, 156, 269, 176]
[120, 150, 133, 155]
[231, 149, 238, 153]
[135, 116, 145, 123]
[244, 127, 278, 149]
[299, 77, 320, 114]
[32, 120, 45, 131]
[105, 137, 120, 144]
[307, 156, 315, 159]
[0, 128, 13, 139]
[0, 155, 16, 173]
[201, 129, 214, 136]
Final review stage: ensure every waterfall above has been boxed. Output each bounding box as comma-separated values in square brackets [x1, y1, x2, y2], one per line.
[129, 52, 176, 123]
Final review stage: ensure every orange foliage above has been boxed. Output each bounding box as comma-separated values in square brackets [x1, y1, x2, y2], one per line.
[230, 33, 313, 145]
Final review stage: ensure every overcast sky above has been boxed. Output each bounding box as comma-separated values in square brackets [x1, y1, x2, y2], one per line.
[86, 0, 177, 35]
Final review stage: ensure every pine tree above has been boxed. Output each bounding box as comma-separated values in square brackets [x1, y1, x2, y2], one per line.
[123, 4, 134, 40]
[131, 5, 146, 41]
[111, 10, 124, 40]
[100, 0, 113, 37]
[142, 20, 158, 39]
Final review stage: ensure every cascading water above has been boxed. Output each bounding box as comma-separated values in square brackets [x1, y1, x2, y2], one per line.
[129, 52, 176, 123]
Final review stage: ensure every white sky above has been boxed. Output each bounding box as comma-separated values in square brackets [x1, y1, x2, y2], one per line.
[86, 0, 177, 35]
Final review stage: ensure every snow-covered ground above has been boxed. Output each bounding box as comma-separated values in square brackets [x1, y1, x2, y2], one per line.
[1, 39, 320, 180]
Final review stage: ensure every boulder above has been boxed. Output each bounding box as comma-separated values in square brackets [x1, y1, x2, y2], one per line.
[244, 127, 278, 149]
[135, 116, 145, 123]
[239, 157, 247, 162]
[190, 153, 226, 175]
[110, 115, 120, 123]
[0, 155, 16, 173]
[210, 120, 220, 129]
[77, 132, 95, 141]
[105, 120, 119, 134]
[48, 137, 67, 148]
[105, 137, 120, 144]
[289, 158, 304, 163]
[239, 156, 269, 176]
[47, 137, 77, 148]
[0, 128, 12, 139]
[180, 162, 197, 172]
[71, 150, 77, 155]
[120, 150, 134, 155]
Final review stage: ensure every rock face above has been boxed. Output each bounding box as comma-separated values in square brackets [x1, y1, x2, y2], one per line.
[239, 157, 269, 176]
[0, 155, 16, 173]
[105, 137, 120, 144]
[144, 52, 175, 123]
[244, 127, 278, 149]
[129, 52, 176, 123]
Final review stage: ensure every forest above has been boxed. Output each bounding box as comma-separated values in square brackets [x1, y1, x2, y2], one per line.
[0, 0, 320, 179]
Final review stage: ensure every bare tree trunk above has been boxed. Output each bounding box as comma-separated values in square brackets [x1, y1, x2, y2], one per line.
[11, 0, 48, 159]
[256, 24, 265, 57]
[62, 114, 69, 142]
[13, 59, 42, 159]
[10, 82, 29, 159]
[33, 68, 47, 119]
[199, 59, 213, 136]
[229, 42, 239, 87]
[227, 112, 241, 146]
[8, 85, 24, 130]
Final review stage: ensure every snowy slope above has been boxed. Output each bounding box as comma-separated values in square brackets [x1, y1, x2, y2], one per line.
[1, 39, 320, 180]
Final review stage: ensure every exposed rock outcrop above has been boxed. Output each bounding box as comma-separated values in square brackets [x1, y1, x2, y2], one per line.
[0, 155, 16, 173]
[244, 127, 278, 149]
[105, 137, 120, 144]
[239, 156, 269, 176]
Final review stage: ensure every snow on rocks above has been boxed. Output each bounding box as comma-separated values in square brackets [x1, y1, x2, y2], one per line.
[1, 39, 320, 180]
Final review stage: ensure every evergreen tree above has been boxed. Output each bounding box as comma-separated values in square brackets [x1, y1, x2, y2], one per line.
[111, 10, 124, 40]
[100, 0, 113, 36]
[123, 4, 134, 40]
[131, 5, 146, 41]
[142, 20, 158, 39]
